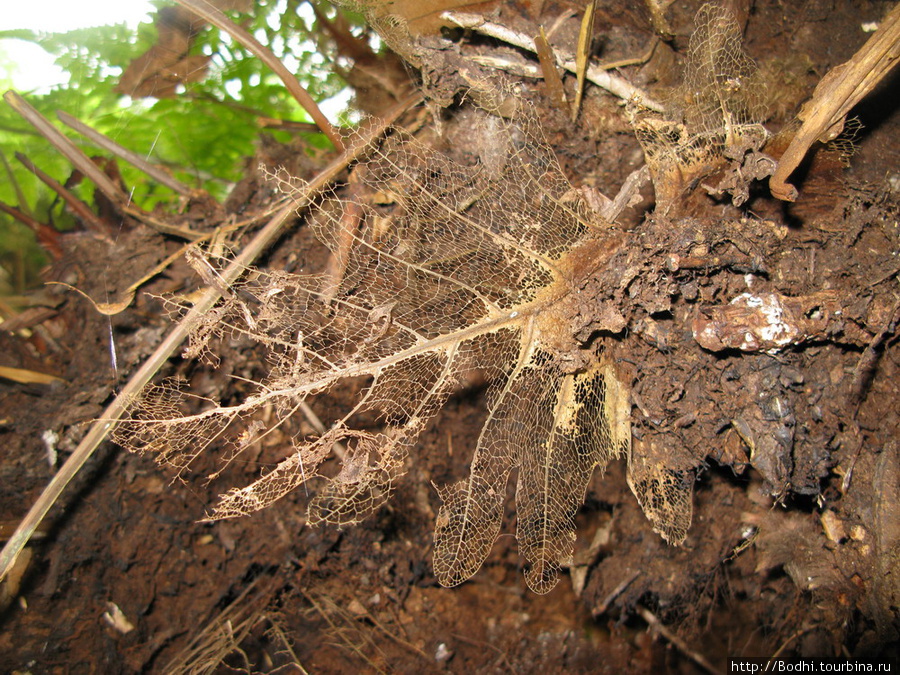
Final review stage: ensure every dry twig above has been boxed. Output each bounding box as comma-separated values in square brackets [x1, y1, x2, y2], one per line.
[14, 151, 113, 235]
[442, 11, 665, 112]
[636, 604, 722, 675]
[57, 111, 196, 198]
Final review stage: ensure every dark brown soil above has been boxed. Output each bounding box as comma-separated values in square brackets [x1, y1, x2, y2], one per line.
[2, 1, 899, 672]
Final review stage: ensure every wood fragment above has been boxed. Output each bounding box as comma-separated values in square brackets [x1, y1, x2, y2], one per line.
[769, 2, 900, 201]
[592, 569, 639, 615]
[599, 165, 650, 222]
[534, 27, 567, 111]
[636, 605, 722, 675]
[0, 306, 59, 334]
[0, 365, 64, 386]
[442, 11, 665, 112]
[850, 298, 900, 404]
[597, 37, 660, 71]
[320, 179, 363, 306]
[572, 0, 597, 121]
[469, 55, 543, 79]
[477, 41, 658, 85]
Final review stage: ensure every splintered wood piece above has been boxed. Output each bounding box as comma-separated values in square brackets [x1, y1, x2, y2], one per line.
[571, 0, 597, 121]
[770, 3, 900, 201]
[173, 0, 345, 151]
[56, 111, 197, 198]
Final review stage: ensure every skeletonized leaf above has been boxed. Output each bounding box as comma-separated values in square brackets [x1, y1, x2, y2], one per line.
[115, 91, 680, 593]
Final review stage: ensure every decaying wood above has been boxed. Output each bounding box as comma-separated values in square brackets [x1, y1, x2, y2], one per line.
[770, 2, 900, 201]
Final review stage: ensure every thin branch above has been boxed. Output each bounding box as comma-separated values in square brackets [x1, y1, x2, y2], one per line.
[3, 90, 129, 205]
[470, 55, 545, 79]
[442, 11, 665, 112]
[174, 0, 345, 151]
[310, 2, 377, 62]
[592, 569, 639, 616]
[0, 200, 64, 260]
[14, 152, 112, 235]
[0, 92, 423, 584]
[636, 605, 722, 675]
[256, 117, 321, 133]
[56, 111, 196, 198]
[120, 207, 206, 239]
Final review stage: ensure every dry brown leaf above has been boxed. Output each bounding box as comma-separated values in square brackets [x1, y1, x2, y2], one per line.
[118, 5, 212, 98]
